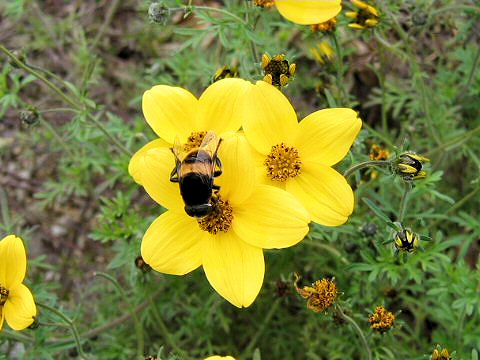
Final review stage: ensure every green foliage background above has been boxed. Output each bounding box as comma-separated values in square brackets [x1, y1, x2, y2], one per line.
[0, 0, 479, 359]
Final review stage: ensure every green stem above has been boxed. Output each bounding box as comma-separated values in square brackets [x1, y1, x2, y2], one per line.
[91, 0, 121, 49]
[343, 160, 390, 178]
[426, 124, 480, 156]
[306, 240, 350, 264]
[94, 272, 144, 360]
[243, 0, 259, 64]
[430, 4, 480, 16]
[0, 44, 131, 157]
[149, 297, 193, 359]
[336, 305, 372, 360]
[193, 5, 248, 25]
[38, 108, 79, 114]
[0, 329, 34, 343]
[459, 45, 480, 100]
[36, 301, 86, 359]
[331, 32, 347, 105]
[243, 299, 281, 356]
[38, 116, 74, 156]
[398, 182, 412, 222]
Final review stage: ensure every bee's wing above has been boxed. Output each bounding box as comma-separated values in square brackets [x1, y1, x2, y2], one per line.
[172, 135, 186, 162]
[199, 131, 221, 157]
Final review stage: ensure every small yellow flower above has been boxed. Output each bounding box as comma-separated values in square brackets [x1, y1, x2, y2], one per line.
[368, 306, 395, 332]
[130, 80, 310, 308]
[213, 66, 239, 83]
[369, 144, 390, 161]
[273, 0, 342, 25]
[310, 17, 337, 33]
[394, 152, 429, 181]
[346, 0, 380, 29]
[240, 81, 362, 226]
[432, 347, 451, 360]
[0, 235, 37, 332]
[262, 54, 296, 88]
[294, 273, 337, 313]
[204, 356, 236, 360]
[310, 41, 335, 65]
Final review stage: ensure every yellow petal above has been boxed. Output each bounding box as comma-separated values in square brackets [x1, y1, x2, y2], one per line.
[197, 78, 252, 134]
[139, 147, 184, 212]
[242, 81, 299, 154]
[349, 23, 366, 29]
[295, 108, 361, 166]
[0, 235, 26, 289]
[204, 357, 236, 360]
[216, 133, 256, 205]
[128, 138, 170, 184]
[0, 305, 4, 331]
[142, 85, 199, 144]
[274, 0, 341, 25]
[202, 232, 264, 308]
[141, 211, 208, 275]
[286, 162, 354, 226]
[233, 185, 310, 249]
[4, 283, 36, 330]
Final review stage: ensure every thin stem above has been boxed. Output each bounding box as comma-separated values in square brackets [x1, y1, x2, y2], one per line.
[343, 160, 390, 178]
[94, 272, 144, 360]
[0, 329, 34, 343]
[38, 116, 74, 156]
[430, 5, 480, 16]
[459, 45, 480, 100]
[193, 5, 248, 25]
[306, 240, 350, 264]
[243, 299, 281, 356]
[331, 32, 347, 105]
[36, 301, 86, 359]
[91, 0, 121, 49]
[149, 297, 193, 359]
[0, 44, 131, 157]
[398, 182, 412, 222]
[426, 124, 480, 157]
[38, 108, 79, 114]
[336, 305, 372, 360]
[244, 0, 259, 64]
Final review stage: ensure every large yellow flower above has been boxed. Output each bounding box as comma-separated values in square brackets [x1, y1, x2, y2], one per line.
[129, 81, 310, 308]
[241, 81, 362, 226]
[0, 235, 37, 331]
[274, 0, 342, 25]
[204, 356, 236, 360]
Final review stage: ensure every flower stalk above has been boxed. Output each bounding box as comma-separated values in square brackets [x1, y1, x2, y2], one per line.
[335, 305, 372, 360]
[343, 160, 390, 178]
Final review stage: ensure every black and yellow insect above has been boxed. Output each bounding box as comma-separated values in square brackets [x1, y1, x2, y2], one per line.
[170, 132, 223, 218]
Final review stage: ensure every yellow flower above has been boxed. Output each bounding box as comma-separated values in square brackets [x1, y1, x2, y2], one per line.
[204, 356, 236, 360]
[346, 0, 380, 29]
[240, 81, 362, 226]
[273, 0, 342, 25]
[0, 235, 36, 331]
[129, 81, 310, 308]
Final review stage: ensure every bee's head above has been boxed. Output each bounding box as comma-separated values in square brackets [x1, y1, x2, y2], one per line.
[185, 203, 214, 218]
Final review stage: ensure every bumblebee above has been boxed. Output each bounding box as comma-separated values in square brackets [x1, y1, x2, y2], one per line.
[170, 132, 223, 217]
[394, 228, 419, 252]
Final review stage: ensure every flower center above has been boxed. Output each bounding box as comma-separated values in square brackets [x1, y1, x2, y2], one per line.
[0, 285, 9, 305]
[183, 131, 207, 153]
[264, 143, 302, 182]
[197, 193, 233, 235]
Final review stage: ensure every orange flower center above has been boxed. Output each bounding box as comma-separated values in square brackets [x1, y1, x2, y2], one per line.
[183, 131, 208, 152]
[0, 285, 8, 305]
[265, 143, 302, 182]
[368, 306, 395, 332]
[197, 193, 233, 235]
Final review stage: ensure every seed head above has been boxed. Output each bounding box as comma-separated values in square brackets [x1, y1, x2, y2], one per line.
[368, 306, 395, 332]
[294, 273, 337, 313]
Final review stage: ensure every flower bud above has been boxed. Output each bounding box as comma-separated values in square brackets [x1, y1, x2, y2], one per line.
[262, 53, 296, 89]
[393, 228, 419, 253]
[148, 2, 169, 25]
[19, 109, 39, 126]
[394, 152, 429, 181]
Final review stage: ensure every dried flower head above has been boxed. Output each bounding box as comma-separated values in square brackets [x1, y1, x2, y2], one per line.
[262, 54, 296, 88]
[346, 0, 380, 29]
[369, 144, 390, 161]
[394, 152, 430, 181]
[369, 306, 395, 332]
[294, 273, 337, 313]
[148, 2, 169, 25]
[253, 0, 275, 8]
[310, 17, 337, 33]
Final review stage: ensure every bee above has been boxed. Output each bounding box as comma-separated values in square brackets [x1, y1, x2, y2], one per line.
[170, 132, 223, 217]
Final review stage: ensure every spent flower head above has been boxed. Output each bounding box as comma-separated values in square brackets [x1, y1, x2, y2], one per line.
[369, 144, 390, 161]
[129, 79, 310, 307]
[294, 273, 337, 313]
[310, 17, 337, 33]
[0, 235, 37, 332]
[262, 54, 296, 88]
[368, 306, 395, 332]
[346, 0, 380, 29]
